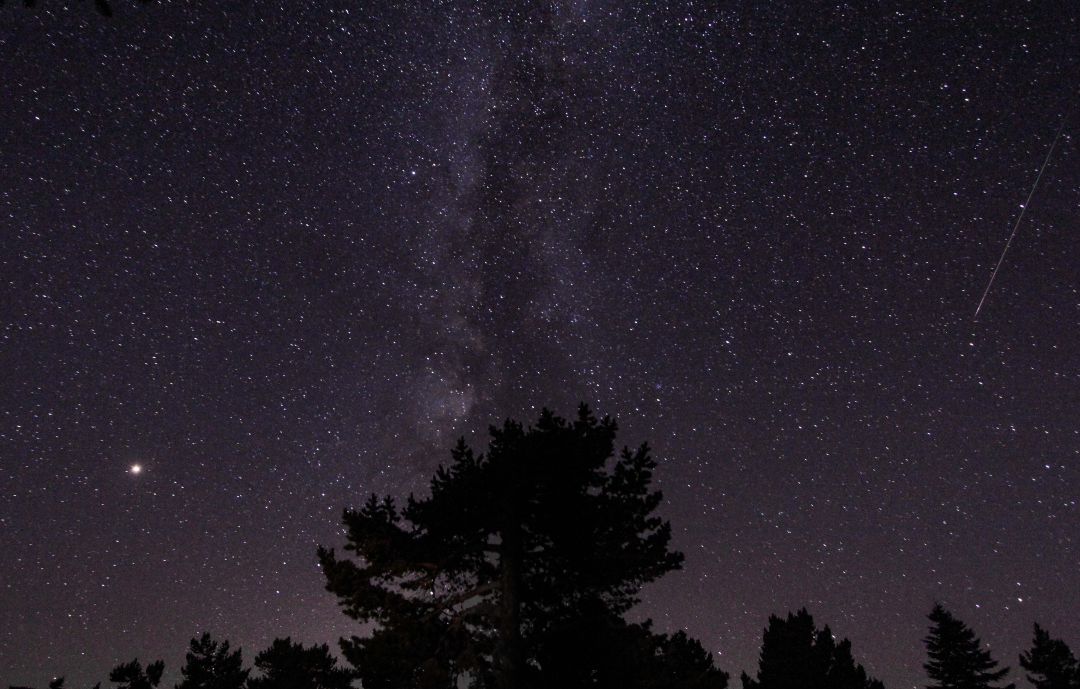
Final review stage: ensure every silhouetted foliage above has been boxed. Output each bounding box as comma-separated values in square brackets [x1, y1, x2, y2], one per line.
[741, 609, 883, 689]
[9, 677, 100, 689]
[175, 633, 248, 689]
[108, 660, 164, 689]
[535, 602, 727, 689]
[247, 638, 353, 689]
[1020, 624, 1079, 689]
[318, 405, 711, 688]
[0, 0, 152, 18]
[924, 605, 1013, 689]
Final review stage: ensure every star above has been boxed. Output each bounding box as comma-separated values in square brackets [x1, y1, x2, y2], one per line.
[1, 4, 1077, 689]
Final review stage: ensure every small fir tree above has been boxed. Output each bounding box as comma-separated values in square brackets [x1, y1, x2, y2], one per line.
[175, 633, 248, 689]
[923, 605, 1013, 689]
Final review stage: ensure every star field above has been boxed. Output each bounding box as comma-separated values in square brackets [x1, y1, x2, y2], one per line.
[1, 2, 1078, 688]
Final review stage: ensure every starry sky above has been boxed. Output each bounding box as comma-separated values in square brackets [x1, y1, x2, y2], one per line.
[1, 2, 1078, 688]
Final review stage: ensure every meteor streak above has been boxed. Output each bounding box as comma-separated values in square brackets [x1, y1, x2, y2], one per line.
[974, 117, 1068, 319]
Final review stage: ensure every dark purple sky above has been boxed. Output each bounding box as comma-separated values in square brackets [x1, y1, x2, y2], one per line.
[2, 2, 1078, 688]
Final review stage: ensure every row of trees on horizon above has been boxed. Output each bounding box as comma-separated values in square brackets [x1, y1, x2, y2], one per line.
[11, 407, 1080, 689]
[11, 608, 1080, 689]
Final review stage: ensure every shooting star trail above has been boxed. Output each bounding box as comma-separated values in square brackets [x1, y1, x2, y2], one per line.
[974, 117, 1068, 319]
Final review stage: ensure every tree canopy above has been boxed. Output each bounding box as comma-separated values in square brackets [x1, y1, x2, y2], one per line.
[175, 633, 249, 689]
[741, 608, 884, 689]
[107, 661, 163, 689]
[246, 638, 354, 689]
[317, 405, 723, 689]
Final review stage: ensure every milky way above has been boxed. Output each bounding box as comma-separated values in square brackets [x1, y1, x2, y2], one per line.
[1, 3, 1078, 689]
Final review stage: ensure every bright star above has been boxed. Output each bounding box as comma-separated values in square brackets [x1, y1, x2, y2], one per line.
[130, 464, 142, 475]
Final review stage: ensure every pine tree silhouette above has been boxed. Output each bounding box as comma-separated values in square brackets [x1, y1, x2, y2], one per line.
[534, 600, 727, 689]
[741, 609, 883, 689]
[1019, 624, 1079, 689]
[175, 633, 249, 689]
[923, 605, 1014, 689]
[108, 660, 164, 689]
[318, 405, 721, 689]
[247, 638, 353, 689]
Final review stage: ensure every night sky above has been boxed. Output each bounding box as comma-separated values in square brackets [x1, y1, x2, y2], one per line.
[2, 2, 1078, 688]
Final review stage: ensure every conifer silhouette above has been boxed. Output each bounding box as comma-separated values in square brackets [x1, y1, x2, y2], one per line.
[1019, 624, 1079, 689]
[741, 609, 883, 689]
[175, 634, 248, 689]
[108, 660, 164, 689]
[318, 405, 722, 689]
[923, 605, 1013, 689]
[247, 638, 353, 689]
[535, 603, 727, 689]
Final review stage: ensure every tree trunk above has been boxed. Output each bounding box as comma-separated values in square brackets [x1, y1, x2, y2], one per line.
[496, 519, 524, 689]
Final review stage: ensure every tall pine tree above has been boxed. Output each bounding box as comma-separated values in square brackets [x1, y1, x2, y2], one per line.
[318, 405, 724, 689]
[1019, 624, 1079, 689]
[923, 605, 1013, 689]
